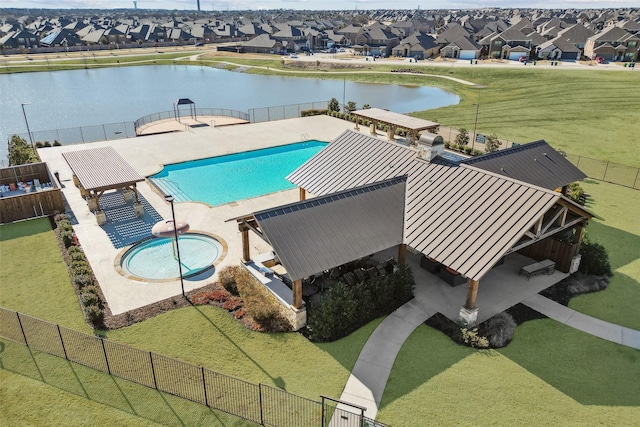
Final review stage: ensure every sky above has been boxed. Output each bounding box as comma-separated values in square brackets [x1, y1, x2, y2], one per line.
[4, 0, 639, 11]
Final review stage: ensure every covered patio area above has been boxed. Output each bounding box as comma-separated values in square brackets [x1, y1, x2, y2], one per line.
[62, 146, 145, 225]
[351, 107, 439, 144]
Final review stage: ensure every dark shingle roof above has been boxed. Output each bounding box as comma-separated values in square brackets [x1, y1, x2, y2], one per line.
[461, 140, 586, 189]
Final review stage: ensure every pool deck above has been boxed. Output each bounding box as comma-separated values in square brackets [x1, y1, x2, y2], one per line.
[37, 115, 357, 314]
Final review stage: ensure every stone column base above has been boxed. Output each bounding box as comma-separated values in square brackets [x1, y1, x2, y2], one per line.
[123, 189, 133, 203]
[458, 306, 478, 327]
[288, 306, 307, 331]
[133, 202, 144, 217]
[87, 197, 98, 212]
[95, 210, 107, 225]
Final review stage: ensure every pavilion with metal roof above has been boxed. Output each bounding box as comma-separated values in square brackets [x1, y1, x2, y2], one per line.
[62, 146, 145, 223]
[461, 140, 587, 192]
[234, 177, 407, 309]
[351, 108, 439, 143]
[283, 129, 592, 325]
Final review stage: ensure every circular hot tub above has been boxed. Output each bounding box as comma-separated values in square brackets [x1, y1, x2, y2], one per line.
[117, 232, 226, 281]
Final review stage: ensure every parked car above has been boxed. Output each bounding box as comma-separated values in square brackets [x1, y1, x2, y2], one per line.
[519, 55, 528, 62]
[595, 56, 605, 64]
[289, 53, 298, 59]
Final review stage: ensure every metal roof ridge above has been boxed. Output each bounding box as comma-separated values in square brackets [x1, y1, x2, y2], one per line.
[460, 163, 560, 196]
[461, 139, 548, 164]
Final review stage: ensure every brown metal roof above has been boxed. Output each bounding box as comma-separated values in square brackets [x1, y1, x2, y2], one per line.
[351, 108, 439, 131]
[287, 130, 583, 281]
[461, 140, 587, 190]
[62, 147, 144, 191]
[254, 177, 406, 281]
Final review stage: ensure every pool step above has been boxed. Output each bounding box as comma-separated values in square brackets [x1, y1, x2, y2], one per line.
[149, 178, 190, 202]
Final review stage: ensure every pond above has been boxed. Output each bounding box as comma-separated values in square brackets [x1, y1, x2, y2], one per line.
[0, 65, 459, 162]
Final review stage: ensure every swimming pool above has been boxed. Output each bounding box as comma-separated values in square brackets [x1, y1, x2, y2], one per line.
[118, 233, 226, 281]
[149, 141, 327, 206]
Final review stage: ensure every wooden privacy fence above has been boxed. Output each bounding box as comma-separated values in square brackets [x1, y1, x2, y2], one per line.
[0, 307, 386, 427]
[0, 162, 65, 223]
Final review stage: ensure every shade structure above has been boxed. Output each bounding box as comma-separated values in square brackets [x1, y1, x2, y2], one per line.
[151, 219, 190, 238]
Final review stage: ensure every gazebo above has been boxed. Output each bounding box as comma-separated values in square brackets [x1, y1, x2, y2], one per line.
[173, 98, 197, 123]
[351, 108, 439, 144]
[62, 147, 145, 225]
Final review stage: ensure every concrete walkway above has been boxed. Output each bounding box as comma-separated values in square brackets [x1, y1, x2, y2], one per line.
[337, 299, 436, 420]
[336, 277, 640, 423]
[523, 294, 640, 350]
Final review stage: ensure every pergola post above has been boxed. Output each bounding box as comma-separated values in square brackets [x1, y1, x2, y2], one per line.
[241, 227, 251, 262]
[293, 279, 303, 309]
[397, 243, 406, 265]
[459, 278, 479, 327]
[299, 187, 306, 201]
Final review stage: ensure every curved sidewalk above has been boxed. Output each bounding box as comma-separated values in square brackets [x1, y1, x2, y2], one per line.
[337, 299, 436, 420]
[523, 294, 640, 349]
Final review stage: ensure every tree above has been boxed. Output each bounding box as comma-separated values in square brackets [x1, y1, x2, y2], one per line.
[8, 135, 37, 166]
[454, 128, 469, 146]
[328, 98, 340, 112]
[346, 101, 357, 114]
[362, 104, 371, 109]
[485, 133, 500, 153]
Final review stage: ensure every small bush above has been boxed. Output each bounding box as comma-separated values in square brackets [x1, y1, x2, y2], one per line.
[460, 328, 489, 349]
[81, 286, 100, 306]
[72, 264, 92, 276]
[85, 305, 104, 326]
[69, 250, 86, 263]
[59, 229, 75, 248]
[301, 108, 327, 117]
[218, 265, 242, 294]
[579, 239, 612, 276]
[565, 273, 610, 295]
[223, 296, 243, 311]
[73, 274, 93, 289]
[53, 140, 62, 146]
[479, 312, 516, 348]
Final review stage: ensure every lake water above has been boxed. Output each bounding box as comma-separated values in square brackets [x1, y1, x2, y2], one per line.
[0, 65, 459, 162]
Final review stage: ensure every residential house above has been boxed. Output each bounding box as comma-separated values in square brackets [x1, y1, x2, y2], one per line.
[537, 36, 581, 60]
[392, 31, 439, 59]
[584, 26, 639, 61]
[440, 36, 482, 60]
[39, 29, 83, 47]
[242, 33, 284, 54]
[0, 29, 38, 49]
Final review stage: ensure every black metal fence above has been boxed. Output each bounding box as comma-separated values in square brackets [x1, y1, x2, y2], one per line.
[249, 101, 329, 123]
[564, 154, 640, 190]
[0, 307, 385, 427]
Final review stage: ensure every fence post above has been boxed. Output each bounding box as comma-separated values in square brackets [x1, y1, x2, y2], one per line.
[150, 352, 158, 390]
[634, 168, 640, 190]
[258, 383, 265, 426]
[100, 338, 111, 375]
[15, 312, 28, 346]
[102, 124, 107, 141]
[201, 367, 209, 407]
[321, 396, 326, 427]
[80, 126, 85, 144]
[603, 161, 609, 181]
[56, 325, 68, 359]
[576, 155, 581, 168]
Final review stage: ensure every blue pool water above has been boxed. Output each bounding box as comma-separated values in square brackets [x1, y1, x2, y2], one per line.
[121, 233, 223, 280]
[149, 141, 327, 206]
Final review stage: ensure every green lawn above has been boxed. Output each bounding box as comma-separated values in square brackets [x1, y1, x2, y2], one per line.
[566, 180, 640, 329]
[377, 323, 640, 426]
[0, 218, 90, 332]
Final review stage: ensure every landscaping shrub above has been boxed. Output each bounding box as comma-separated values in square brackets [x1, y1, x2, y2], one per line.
[81, 286, 100, 306]
[218, 265, 242, 294]
[236, 268, 291, 332]
[579, 239, 612, 276]
[565, 273, 610, 296]
[307, 264, 415, 342]
[460, 328, 489, 349]
[73, 274, 93, 290]
[301, 108, 327, 117]
[85, 304, 104, 327]
[479, 312, 516, 348]
[69, 250, 86, 263]
[59, 228, 75, 248]
[567, 182, 585, 204]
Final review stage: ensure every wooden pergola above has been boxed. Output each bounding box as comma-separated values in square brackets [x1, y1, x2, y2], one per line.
[62, 147, 145, 224]
[351, 108, 439, 144]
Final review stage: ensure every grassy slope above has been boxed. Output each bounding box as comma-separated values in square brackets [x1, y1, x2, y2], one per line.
[0, 218, 90, 332]
[567, 180, 640, 329]
[377, 323, 640, 426]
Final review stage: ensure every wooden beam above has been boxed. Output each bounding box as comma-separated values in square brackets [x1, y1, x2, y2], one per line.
[241, 229, 251, 262]
[397, 244, 407, 265]
[299, 187, 306, 201]
[465, 279, 479, 310]
[293, 279, 303, 309]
